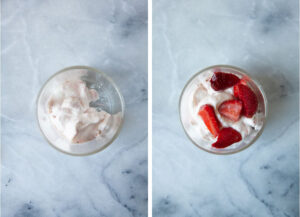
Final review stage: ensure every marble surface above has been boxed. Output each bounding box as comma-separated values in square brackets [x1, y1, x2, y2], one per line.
[153, 0, 299, 217]
[2, 0, 147, 216]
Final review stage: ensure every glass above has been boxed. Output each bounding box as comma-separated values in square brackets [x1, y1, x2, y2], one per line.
[179, 65, 268, 154]
[37, 66, 125, 156]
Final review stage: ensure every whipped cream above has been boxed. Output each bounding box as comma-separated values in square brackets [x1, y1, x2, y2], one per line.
[38, 69, 122, 153]
[47, 79, 114, 143]
[180, 70, 264, 148]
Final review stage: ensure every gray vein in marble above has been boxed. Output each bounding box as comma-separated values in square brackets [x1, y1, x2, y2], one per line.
[160, 13, 179, 104]
[101, 135, 147, 217]
[14, 201, 42, 217]
[238, 166, 275, 216]
[224, 188, 253, 217]
[258, 118, 299, 149]
[189, 203, 203, 217]
[237, 118, 299, 217]
[153, 196, 179, 217]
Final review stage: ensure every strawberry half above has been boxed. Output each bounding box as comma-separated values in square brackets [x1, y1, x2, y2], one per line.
[198, 104, 221, 137]
[239, 75, 251, 85]
[233, 84, 258, 118]
[212, 127, 242, 148]
[210, 72, 240, 91]
[218, 99, 243, 122]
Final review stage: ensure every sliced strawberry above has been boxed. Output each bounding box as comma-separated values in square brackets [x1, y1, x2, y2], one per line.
[239, 75, 251, 85]
[212, 127, 242, 148]
[198, 104, 221, 137]
[233, 84, 239, 97]
[218, 99, 243, 122]
[210, 72, 240, 91]
[233, 84, 258, 118]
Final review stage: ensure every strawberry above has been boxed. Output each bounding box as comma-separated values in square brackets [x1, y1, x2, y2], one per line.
[212, 127, 242, 148]
[233, 84, 258, 118]
[198, 104, 221, 137]
[239, 75, 251, 85]
[218, 99, 243, 122]
[210, 72, 240, 91]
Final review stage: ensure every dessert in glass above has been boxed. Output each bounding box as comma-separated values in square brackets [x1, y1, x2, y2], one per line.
[179, 65, 268, 154]
[37, 66, 124, 156]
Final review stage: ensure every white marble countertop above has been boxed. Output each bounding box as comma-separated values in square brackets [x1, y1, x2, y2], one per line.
[153, 0, 299, 217]
[2, 0, 147, 216]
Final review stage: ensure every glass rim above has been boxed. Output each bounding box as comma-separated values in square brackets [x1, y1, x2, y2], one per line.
[36, 65, 125, 156]
[178, 64, 269, 155]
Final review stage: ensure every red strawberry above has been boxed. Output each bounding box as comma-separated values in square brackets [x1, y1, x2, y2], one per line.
[233, 84, 258, 118]
[210, 72, 240, 91]
[239, 75, 251, 85]
[218, 99, 243, 122]
[198, 104, 221, 137]
[212, 127, 242, 148]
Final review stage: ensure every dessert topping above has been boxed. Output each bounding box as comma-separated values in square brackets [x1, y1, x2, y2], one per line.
[234, 84, 258, 118]
[212, 127, 242, 148]
[210, 72, 240, 91]
[218, 99, 243, 122]
[198, 104, 221, 138]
